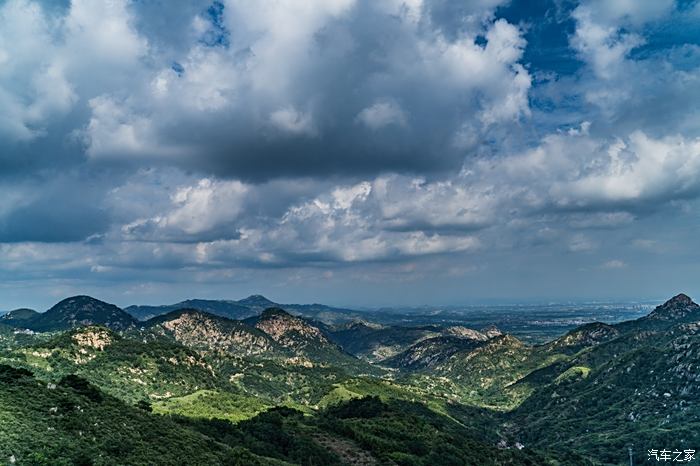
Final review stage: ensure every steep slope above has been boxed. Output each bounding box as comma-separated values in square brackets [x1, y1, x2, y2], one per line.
[253, 308, 382, 376]
[543, 322, 621, 355]
[179, 396, 550, 465]
[647, 293, 699, 321]
[1, 325, 219, 403]
[0, 364, 279, 465]
[254, 308, 330, 348]
[13, 296, 137, 332]
[401, 334, 567, 409]
[327, 322, 502, 362]
[382, 336, 486, 370]
[616, 293, 700, 333]
[144, 309, 282, 357]
[239, 295, 364, 324]
[273, 303, 365, 325]
[493, 294, 700, 463]
[510, 320, 700, 464]
[327, 322, 443, 361]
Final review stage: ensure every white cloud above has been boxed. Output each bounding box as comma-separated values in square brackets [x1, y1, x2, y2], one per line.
[568, 0, 683, 119]
[221, 0, 356, 97]
[269, 106, 317, 136]
[571, 5, 643, 81]
[357, 101, 407, 130]
[100, 121, 700, 268]
[82, 96, 187, 159]
[151, 46, 239, 111]
[122, 178, 248, 239]
[1, 0, 700, 303]
[568, 234, 597, 252]
[580, 0, 675, 27]
[469, 125, 700, 211]
[553, 132, 700, 206]
[0, 0, 75, 140]
[372, 175, 496, 231]
[64, 0, 148, 68]
[601, 259, 626, 269]
[67, 0, 532, 173]
[166, 178, 248, 235]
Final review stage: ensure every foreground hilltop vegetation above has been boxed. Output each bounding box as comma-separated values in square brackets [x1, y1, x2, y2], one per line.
[0, 293, 698, 465]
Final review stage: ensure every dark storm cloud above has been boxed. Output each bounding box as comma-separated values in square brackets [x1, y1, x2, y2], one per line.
[1, 0, 529, 180]
[0, 172, 114, 243]
[77, 0, 530, 180]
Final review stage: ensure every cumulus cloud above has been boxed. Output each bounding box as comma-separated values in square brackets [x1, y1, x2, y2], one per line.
[555, 132, 700, 206]
[0, 0, 700, 306]
[0, 0, 75, 140]
[269, 107, 317, 136]
[0, 0, 532, 177]
[357, 101, 407, 130]
[122, 177, 248, 241]
[71, 0, 532, 178]
[95, 117, 700, 269]
[82, 96, 188, 159]
[112, 175, 480, 265]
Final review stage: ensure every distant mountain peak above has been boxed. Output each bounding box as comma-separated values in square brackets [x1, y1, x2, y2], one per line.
[666, 293, 695, 306]
[30, 295, 136, 332]
[1, 308, 38, 322]
[53, 295, 109, 307]
[647, 293, 700, 321]
[238, 294, 277, 307]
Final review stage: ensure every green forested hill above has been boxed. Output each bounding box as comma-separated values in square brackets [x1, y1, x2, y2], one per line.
[0, 364, 282, 466]
[3, 296, 137, 332]
[1, 293, 699, 465]
[0, 364, 546, 465]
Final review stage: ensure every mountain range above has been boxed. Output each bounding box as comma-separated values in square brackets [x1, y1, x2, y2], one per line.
[0, 293, 698, 464]
[123, 294, 364, 324]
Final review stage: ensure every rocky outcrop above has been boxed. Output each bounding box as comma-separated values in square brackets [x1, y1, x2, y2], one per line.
[71, 327, 114, 350]
[547, 322, 620, 354]
[255, 308, 330, 348]
[149, 310, 277, 356]
[647, 294, 700, 321]
[443, 326, 489, 341]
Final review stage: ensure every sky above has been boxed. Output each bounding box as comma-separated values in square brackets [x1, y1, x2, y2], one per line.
[1, 0, 700, 310]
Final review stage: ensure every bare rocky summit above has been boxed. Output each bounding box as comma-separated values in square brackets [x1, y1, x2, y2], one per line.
[147, 309, 278, 356]
[647, 293, 700, 321]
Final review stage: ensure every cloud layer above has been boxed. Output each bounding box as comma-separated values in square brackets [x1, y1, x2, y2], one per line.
[0, 0, 699, 308]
